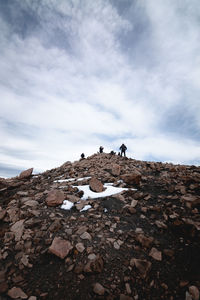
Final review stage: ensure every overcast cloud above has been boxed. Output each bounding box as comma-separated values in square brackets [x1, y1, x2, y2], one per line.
[0, 0, 200, 177]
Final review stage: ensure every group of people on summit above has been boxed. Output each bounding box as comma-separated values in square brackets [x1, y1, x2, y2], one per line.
[81, 144, 127, 159]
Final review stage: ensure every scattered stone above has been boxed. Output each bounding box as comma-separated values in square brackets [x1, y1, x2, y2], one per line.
[130, 258, 152, 278]
[49, 237, 72, 259]
[121, 171, 141, 186]
[10, 220, 24, 241]
[131, 199, 138, 207]
[80, 232, 92, 240]
[89, 177, 104, 192]
[7, 287, 28, 299]
[188, 286, 199, 300]
[93, 283, 105, 295]
[45, 190, 65, 207]
[76, 243, 85, 253]
[19, 168, 33, 179]
[149, 247, 162, 261]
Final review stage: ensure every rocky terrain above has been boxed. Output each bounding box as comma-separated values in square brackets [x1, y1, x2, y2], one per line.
[0, 153, 199, 300]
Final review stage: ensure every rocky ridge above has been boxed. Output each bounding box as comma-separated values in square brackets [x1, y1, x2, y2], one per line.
[0, 153, 199, 300]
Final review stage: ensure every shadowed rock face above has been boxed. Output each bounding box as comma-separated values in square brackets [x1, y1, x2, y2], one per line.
[0, 153, 199, 299]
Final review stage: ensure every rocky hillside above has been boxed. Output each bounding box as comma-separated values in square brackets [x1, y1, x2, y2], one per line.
[0, 153, 199, 300]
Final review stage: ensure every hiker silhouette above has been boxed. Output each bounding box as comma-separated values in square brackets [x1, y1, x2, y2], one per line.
[99, 146, 104, 153]
[81, 153, 85, 159]
[119, 144, 127, 157]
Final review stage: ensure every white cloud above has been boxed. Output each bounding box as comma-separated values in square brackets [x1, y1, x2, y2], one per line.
[0, 0, 200, 177]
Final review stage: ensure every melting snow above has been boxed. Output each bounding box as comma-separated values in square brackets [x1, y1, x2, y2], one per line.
[80, 205, 92, 212]
[74, 184, 136, 200]
[55, 176, 91, 183]
[61, 200, 74, 210]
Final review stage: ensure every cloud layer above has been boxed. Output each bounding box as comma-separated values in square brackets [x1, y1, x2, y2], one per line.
[0, 0, 200, 177]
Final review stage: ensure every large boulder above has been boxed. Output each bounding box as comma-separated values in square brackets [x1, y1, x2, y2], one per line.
[46, 190, 65, 207]
[19, 168, 33, 179]
[121, 171, 141, 185]
[111, 164, 121, 176]
[49, 237, 72, 259]
[89, 177, 104, 193]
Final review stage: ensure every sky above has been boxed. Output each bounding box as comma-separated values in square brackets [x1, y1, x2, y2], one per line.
[0, 0, 200, 177]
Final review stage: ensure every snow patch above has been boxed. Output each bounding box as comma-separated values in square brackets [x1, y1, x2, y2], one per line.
[61, 200, 74, 210]
[80, 205, 92, 212]
[74, 184, 136, 200]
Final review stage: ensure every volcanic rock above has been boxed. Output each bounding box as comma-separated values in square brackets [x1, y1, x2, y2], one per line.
[89, 177, 104, 192]
[45, 190, 65, 207]
[49, 237, 72, 259]
[121, 171, 141, 186]
[19, 168, 33, 179]
[7, 287, 28, 299]
[93, 283, 105, 295]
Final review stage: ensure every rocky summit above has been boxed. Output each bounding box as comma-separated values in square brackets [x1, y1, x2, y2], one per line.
[0, 153, 199, 300]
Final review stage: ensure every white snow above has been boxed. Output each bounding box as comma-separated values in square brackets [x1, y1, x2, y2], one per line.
[74, 184, 136, 200]
[80, 205, 92, 212]
[54, 176, 91, 183]
[61, 200, 74, 210]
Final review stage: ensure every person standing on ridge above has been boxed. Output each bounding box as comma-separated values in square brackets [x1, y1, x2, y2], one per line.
[119, 143, 127, 157]
[99, 146, 104, 153]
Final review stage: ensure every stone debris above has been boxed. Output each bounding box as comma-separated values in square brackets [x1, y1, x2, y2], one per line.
[89, 177, 104, 192]
[49, 237, 72, 259]
[19, 168, 33, 179]
[7, 287, 28, 299]
[188, 286, 199, 300]
[93, 283, 105, 295]
[45, 190, 65, 207]
[149, 247, 162, 261]
[0, 153, 199, 299]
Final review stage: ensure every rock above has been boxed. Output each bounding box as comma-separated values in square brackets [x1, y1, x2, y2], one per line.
[28, 297, 37, 300]
[120, 295, 133, 300]
[10, 220, 24, 241]
[76, 243, 85, 253]
[149, 247, 162, 261]
[189, 286, 199, 300]
[0, 209, 6, 220]
[130, 258, 151, 278]
[7, 287, 28, 299]
[130, 199, 138, 207]
[136, 234, 154, 248]
[93, 283, 105, 295]
[111, 164, 121, 176]
[45, 190, 65, 207]
[19, 168, 33, 179]
[49, 219, 62, 232]
[84, 255, 104, 273]
[121, 171, 141, 186]
[80, 232, 92, 240]
[89, 177, 104, 193]
[49, 237, 72, 259]
[181, 194, 200, 208]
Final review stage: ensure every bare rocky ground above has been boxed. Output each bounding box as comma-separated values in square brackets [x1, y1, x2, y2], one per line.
[0, 153, 199, 300]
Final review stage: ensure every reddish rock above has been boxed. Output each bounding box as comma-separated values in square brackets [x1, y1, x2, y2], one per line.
[189, 286, 199, 300]
[121, 171, 142, 185]
[46, 190, 65, 207]
[10, 219, 24, 241]
[89, 177, 104, 193]
[130, 258, 151, 278]
[49, 237, 72, 259]
[84, 255, 104, 273]
[7, 287, 28, 299]
[93, 283, 105, 295]
[136, 234, 154, 248]
[19, 168, 33, 179]
[111, 164, 121, 176]
[149, 247, 162, 261]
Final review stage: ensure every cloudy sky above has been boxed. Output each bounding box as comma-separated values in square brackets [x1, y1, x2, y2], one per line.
[0, 0, 200, 177]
